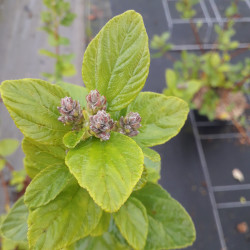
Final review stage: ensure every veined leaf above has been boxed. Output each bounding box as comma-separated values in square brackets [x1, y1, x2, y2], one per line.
[28, 179, 102, 249]
[141, 147, 161, 183]
[127, 92, 189, 147]
[90, 212, 111, 236]
[0, 79, 71, 145]
[114, 197, 148, 249]
[22, 137, 65, 178]
[1, 197, 28, 242]
[82, 10, 150, 111]
[133, 183, 196, 250]
[57, 82, 88, 108]
[0, 139, 19, 157]
[24, 164, 74, 209]
[65, 132, 144, 212]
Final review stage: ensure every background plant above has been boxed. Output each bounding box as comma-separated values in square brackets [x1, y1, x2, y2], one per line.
[151, 0, 250, 143]
[0, 10, 196, 250]
[0, 139, 29, 250]
[40, 0, 76, 82]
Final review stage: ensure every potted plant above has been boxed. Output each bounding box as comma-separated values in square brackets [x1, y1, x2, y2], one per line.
[151, 0, 250, 143]
[0, 10, 195, 249]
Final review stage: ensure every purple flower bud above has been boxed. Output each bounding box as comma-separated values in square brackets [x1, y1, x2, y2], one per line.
[89, 110, 114, 141]
[86, 90, 107, 114]
[118, 112, 141, 137]
[57, 97, 83, 126]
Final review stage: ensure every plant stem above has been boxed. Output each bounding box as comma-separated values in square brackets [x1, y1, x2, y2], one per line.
[189, 18, 204, 53]
[0, 156, 14, 172]
[236, 75, 250, 88]
[231, 118, 250, 144]
[230, 44, 250, 59]
[163, 51, 176, 63]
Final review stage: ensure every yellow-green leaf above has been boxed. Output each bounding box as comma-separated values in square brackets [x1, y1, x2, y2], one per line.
[133, 183, 196, 250]
[65, 132, 144, 212]
[24, 164, 74, 209]
[114, 197, 148, 249]
[28, 179, 102, 249]
[0, 79, 71, 145]
[127, 92, 189, 147]
[1, 197, 28, 242]
[22, 137, 65, 178]
[82, 10, 150, 111]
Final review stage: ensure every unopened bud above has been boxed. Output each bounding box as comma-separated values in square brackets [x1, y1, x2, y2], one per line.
[86, 90, 106, 114]
[118, 112, 141, 137]
[89, 110, 114, 141]
[58, 97, 83, 127]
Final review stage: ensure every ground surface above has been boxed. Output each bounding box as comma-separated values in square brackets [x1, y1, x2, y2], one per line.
[0, 0, 250, 250]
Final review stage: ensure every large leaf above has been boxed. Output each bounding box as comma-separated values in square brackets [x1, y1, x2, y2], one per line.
[24, 164, 73, 209]
[22, 137, 65, 178]
[142, 147, 161, 183]
[133, 183, 196, 250]
[28, 179, 102, 249]
[0, 139, 19, 157]
[114, 197, 148, 249]
[65, 132, 144, 212]
[1, 197, 28, 242]
[82, 10, 150, 111]
[90, 212, 111, 236]
[57, 82, 88, 108]
[127, 92, 189, 147]
[0, 79, 71, 145]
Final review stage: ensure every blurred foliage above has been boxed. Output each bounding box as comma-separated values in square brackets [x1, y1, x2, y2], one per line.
[150, 32, 173, 58]
[176, 0, 200, 19]
[0, 139, 26, 193]
[10, 170, 27, 192]
[151, 1, 250, 127]
[40, 0, 76, 82]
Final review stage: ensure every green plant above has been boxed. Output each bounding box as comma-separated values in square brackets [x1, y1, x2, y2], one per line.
[176, 0, 199, 19]
[40, 0, 76, 82]
[0, 11, 196, 249]
[151, 1, 250, 143]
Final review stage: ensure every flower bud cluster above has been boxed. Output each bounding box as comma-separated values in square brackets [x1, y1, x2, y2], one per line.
[89, 110, 114, 141]
[86, 90, 106, 114]
[58, 90, 142, 141]
[118, 112, 142, 137]
[57, 97, 83, 126]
